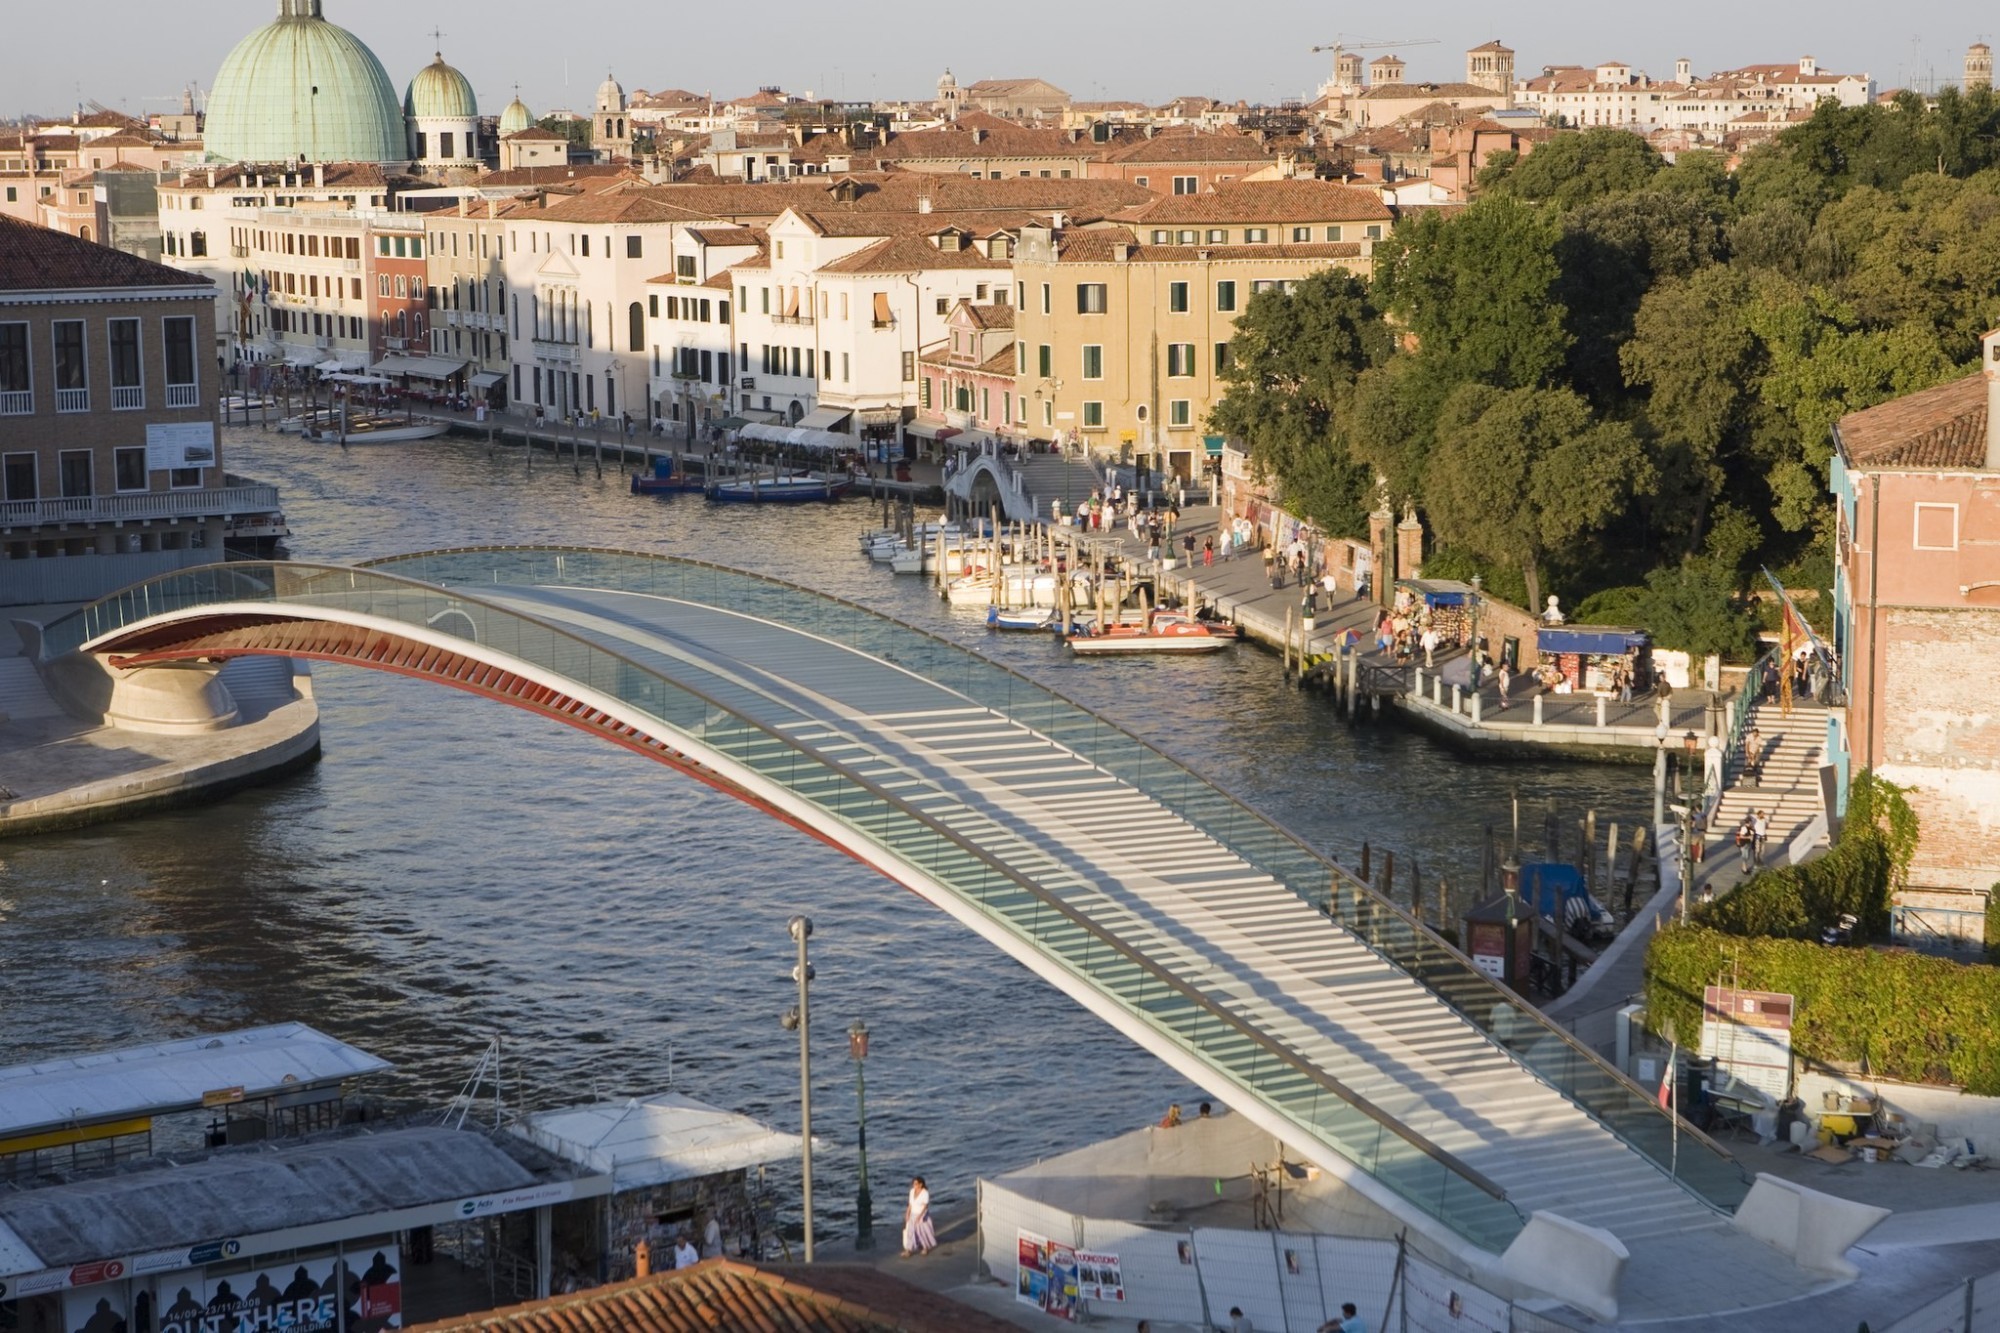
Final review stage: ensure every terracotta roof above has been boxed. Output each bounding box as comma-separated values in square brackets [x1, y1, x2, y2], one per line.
[505, 126, 569, 142]
[966, 302, 1013, 329]
[1468, 39, 1513, 53]
[1050, 227, 1363, 264]
[1132, 180, 1391, 224]
[88, 131, 167, 149]
[1360, 82, 1505, 100]
[1104, 132, 1277, 164]
[479, 165, 646, 188]
[684, 225, 761, 247]
[410, 1261, 1023, 1333]
[1836, 373, 1992, 470]
[535, 189, 698, 224]
[0, 214, 213, 292]
[815, 234, 1008, 274]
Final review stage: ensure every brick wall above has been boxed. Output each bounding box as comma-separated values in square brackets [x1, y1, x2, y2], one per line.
[1875, 606, 2000, 892]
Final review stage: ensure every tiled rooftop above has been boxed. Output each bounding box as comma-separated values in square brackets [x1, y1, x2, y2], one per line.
[407, 1260, 1022, 1333]
[0, 214, 213, 292]
[1836, 373, 1992, 469]
[1131, 179, 1391, 224]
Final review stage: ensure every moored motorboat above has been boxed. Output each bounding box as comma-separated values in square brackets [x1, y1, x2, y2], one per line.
[308, 414, 449, 444]
[988, 606, 1054, 631]
[631, 458, 705, 494]
[1067, 610, 1236, 655]
[707, 472, 853, 503]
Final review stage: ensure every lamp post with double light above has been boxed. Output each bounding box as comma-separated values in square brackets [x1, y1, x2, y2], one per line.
[780, 916, 815, 1261]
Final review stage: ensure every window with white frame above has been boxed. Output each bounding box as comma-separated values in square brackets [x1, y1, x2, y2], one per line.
[1168, 282, 1189, 313]
[1168, 399, 1191, 428]
[1913, 503, 1960, 550]
[1082, 401, 1104, 428]
[1166, 343, 1195, 377]
[1076, 283, 1106, 314]
[1172, 176, 1197, 194]
[1081, 345, 1103, 379]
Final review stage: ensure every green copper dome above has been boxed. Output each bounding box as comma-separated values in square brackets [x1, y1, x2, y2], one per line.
[498, 95, 533, 136]
[405, 53, 477, 120]
[205, 0, 406, 164]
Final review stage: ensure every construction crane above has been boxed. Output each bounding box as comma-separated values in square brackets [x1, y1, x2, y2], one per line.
[1308, 36, 1439, 88]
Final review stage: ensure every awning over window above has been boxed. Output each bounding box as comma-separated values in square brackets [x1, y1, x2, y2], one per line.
[871, 292, 894, 324]
[403, 356, 468, 381]
[370, 356, 422, 376]
[469, 371, 505, 389]
[1203, 434, 1226, 457]
[1537, 626, 1649, 657]
[796, 405, 851, 431]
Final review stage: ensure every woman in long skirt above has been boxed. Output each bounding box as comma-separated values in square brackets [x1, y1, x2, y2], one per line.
[902, 1176, 937, 1257]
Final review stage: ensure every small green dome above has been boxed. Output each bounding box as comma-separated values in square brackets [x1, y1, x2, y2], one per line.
[499, 96, 533, 136]
[405, 53, 477, 121]
[206, 0, 405, 163]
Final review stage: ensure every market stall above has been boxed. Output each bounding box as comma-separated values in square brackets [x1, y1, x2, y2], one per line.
[1535, 625, 1652, 693]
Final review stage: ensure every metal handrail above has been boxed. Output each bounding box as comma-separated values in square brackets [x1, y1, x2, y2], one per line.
[360, 547, 1751, 1196]
[50, 557, 1524, 1234]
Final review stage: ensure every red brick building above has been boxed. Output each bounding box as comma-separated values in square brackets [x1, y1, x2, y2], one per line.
[1829, 329, 2000, 894]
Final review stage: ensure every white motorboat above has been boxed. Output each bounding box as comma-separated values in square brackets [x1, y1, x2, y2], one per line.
[308, 413, 450, 444]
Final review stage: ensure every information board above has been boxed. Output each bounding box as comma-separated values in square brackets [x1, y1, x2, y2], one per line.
[1699, 985, 1794, 1100]
[145, 422, 216, 472]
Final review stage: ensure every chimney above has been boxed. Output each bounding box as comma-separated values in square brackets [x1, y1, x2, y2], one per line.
[1112, 241, 1129, 262]
[1985, 328, 2000, 470]
[917, 193, 932, 213]
[314, 162, 324, 188]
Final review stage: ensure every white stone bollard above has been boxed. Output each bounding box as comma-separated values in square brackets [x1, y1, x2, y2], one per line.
[1452, 683, 1463, 713]
[1597, 695, 1608, 728]
[1471, 691, 1483, 724]
[1533, 693, 1544, 725]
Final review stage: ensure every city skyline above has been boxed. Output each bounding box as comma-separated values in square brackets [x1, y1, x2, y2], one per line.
[4, 0, 1994, 124]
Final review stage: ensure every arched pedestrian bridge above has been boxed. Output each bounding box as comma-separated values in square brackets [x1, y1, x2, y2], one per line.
[33, 548, 1865, 1322]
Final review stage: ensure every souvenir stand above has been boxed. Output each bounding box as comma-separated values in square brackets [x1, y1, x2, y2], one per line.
[1397, 579, 1479, 644]
[1534, 625, 1652, 693]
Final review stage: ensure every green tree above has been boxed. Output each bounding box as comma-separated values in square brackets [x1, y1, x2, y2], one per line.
[1422, 384, 1656, 610]
[1557, 189, 1724, 402]
[1621, 265, 1767, 551]
[1207, 269, 1391, 533]
[1481, 127, 1663, 207]
[536, 114, 593, 153]
[1372, 197, 1570, 390]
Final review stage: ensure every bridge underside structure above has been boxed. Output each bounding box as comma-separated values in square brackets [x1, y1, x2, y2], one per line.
[37, 549, 1858, 1323]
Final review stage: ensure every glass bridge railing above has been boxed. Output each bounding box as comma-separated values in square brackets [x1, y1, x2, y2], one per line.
[43, 550, 1749, 1233]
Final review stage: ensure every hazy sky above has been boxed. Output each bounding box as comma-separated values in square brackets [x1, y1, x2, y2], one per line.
[7, 0, 1993, 121]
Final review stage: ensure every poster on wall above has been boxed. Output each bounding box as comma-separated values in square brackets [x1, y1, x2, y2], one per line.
[1073, 1251, 1124, 1303]
[144, 422, 216, 472]
[144, 1247, 400, 1333]
[64, 1284, 129, 1333]
[1014, 1231, 1079, 1320]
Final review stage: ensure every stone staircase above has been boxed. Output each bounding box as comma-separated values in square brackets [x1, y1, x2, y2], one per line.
[1711, 701, 1831, 856]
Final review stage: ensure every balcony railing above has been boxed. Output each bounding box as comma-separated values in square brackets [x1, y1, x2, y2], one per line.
[55, 388, 89, 413]
[532, 338, 579, 364]
[0, 391, 31, 416]
[112, 385, 145, 410]
[871, 318, 897, 329]
[166, 383, 199, 409]
[0, 483, 279, 530]
[773, 313, 814, 325]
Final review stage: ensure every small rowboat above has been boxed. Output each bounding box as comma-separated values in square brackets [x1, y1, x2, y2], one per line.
[707, 473, 854, 503]
[632, 460, 705, 494]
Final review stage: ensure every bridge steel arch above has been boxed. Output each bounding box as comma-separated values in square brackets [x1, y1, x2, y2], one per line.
[40, 549, 1762, 1307]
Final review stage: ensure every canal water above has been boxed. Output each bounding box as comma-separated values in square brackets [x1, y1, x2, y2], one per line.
[0, 430, 1650, 1233]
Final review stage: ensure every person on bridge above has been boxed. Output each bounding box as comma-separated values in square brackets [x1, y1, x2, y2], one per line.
[902, 1177, 938, 1257]
[1159, 1103, 1183, 1128]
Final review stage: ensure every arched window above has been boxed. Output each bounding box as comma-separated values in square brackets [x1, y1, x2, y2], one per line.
[78, 224, 91, 241]
[628, 301, 644, 352]
[394, 310, 407, 339]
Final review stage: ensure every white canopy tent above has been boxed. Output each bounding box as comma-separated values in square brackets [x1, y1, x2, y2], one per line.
[737, 423, 850, 453]
[512, 1093, 803, 1192]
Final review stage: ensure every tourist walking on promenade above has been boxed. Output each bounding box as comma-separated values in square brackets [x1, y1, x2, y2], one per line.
[1753, 809, 1770, 863]
[1735, 816, 1756, 872]
[902, 1176, 937, 1257]
[1202, 535, 1214, 566]
[1420, 625, 1440, 668]
[1496, 660, 1512, 710]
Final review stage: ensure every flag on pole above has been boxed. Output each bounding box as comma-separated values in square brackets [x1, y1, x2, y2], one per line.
[1659, 1043, 1676, 1111]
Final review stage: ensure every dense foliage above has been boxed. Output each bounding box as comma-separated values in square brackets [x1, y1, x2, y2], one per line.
[1646, 926, 2000, 1093]
[1214, 101, 2000, 646]
[1641, 774, 1989, 1089]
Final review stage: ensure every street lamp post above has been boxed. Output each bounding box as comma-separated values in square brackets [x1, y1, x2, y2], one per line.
[1653, 720, 1669, 829]
[1468, 574, 1484, 686]
[848, 1020, 873, 1250]
[781, 916, 816, 1262]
